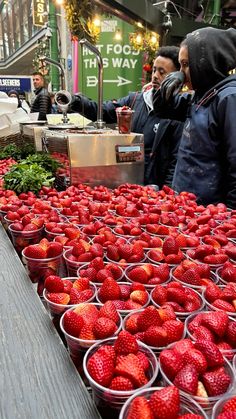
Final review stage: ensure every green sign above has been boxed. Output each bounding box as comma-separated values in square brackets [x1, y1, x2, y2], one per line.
[78, 17, 143, 101]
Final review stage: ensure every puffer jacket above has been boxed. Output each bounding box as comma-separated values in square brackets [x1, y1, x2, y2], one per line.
[30, 87, 51, 120]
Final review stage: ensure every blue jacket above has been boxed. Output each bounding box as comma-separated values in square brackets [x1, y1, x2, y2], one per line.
[71, 90, 182, 186]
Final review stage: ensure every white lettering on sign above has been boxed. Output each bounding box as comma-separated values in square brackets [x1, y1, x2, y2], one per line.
[0, 79, 20, 86]
[83, 45, 104, 55]
[112, 58, 137, 68]
[101, 20, 117, 33]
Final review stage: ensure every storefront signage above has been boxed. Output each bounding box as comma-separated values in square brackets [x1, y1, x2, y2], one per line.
[0, 76, 33, 93]
[78, 17, 143, 101]
[33, 0, 47, 27]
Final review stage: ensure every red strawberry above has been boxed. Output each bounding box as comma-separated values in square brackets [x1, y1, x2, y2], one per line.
[184, 349, 207, 374]
[115, 353, 148, 387]
[63, 310, 84, 337]
[99, 301, 120, 324]
[212, 299, 235, 312]
[173, 364, 199, 395]
[136, 351, 150, 372]
[225, 320, 236, 346]
[159, 349, 184, 380]
[144, 326, 168, 347]
[194, 340, 224, 368]
[79, 323, 96, 340]
[158, 305, 176, 322]
[204, 254, 228, 264]
[47, 292, 70, 305]
[44, 275, 64, 293]
[162, 320, 184, 344]
[73, 278, 90, 291]
[125, 313, 140, 334]
[204, 283, 223, 303]
[149, 386, 180, 419]
[90, 243, 104, 258]
[128, 266, 149, 284]
[46, 242, 63, 258]
[24, 244, 47, 259]
[151, 285, 168, 305]
[87, 351, 114, 387]
[93, 317, 117, 339]
[98, 277, 121, 302]
[181, 268, 201, 286]
[106, 263, 122, 280]
[130, 290, 148, 306]
[222, 396, 236, 412]
[114, 330, 138, 355]
[106, 244, 120, 261]
[127, 396, 154, 419]
[109, 376, 134, 391]
[202, 367, 231, 396]
[137, 306, 162, 332]
[162, 237, 179, 256]
[201, 311, 229, 337]
[166, 287, 186, 304]
[173, 339, 194, 356]
[192, 325, 215, 342]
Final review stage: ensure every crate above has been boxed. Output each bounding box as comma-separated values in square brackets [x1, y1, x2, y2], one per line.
[0, 133, 35, 151]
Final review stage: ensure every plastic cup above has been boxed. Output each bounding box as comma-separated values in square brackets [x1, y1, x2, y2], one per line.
[124, 263, 171, 290]
[96, 281, 150, 316]
[105, 256, 146, 269]
[202, 285, 236, 317]
[60, 303, 122, 377]
[22, 247, 63, 292]
[150, 286, 204, 320]
[185, 311, 236, 360]
[77, 262, 124, 286]
[159, 345, 235, 416]
[9, 224, 44, 254]
[116, 107, 134, 134]
[122, 309, 186, 355]
[83, 337, 159, 412]
[215, 266, 236, 285]
[212, 394, 236, 418]
[63, 248, 92, 277]
[119, 387, 208, 419]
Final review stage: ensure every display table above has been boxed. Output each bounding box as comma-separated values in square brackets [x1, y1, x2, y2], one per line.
[0, 224, 100, 419]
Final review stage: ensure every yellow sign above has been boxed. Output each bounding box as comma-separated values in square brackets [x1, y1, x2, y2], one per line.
[33, 0, 47, 27]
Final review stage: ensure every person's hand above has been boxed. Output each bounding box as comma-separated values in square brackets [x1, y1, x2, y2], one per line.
[160, 71, 185, 101]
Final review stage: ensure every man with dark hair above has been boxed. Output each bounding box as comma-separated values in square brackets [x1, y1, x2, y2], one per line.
[30, 72, 51, 120]
[153, 27, 236, 207]
[71, 46, 183, 187]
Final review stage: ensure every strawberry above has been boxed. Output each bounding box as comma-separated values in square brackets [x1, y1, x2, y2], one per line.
[149, 386, 180, 419]
[158, 305, 176, 322]
[201, 311, 229, 337]
[105, 263, 122, 280]
[63, 310, 84, 337]
[125, 313, 140, 334]
[212, 299, 235, 312]
[128, 266, 149, 284]
[177, 414, 205, 419]
[151, 285, 168, 305]
[173, 339, 194, 356]
[130, 290, 148, 306]
[99, 301, 120, 323]
[192, 325, 215, 342]
[184, 349, 207, 374]
[162, 320, 184, 344]
[194, 340, 224, 368]
[202, 367, 231, 396]
[63, 279, 73, 294]
[173, 364, 199, 395]
[166, 287, 186, 304]
[76, 288, 94, 303]
[225, 320, 236, 346]
[93, 317, 117, 339]
[46, 292, 70, 305]
[79, 267, 97, 282]
[79, 323, 96, 340]
[98, 277, 121, 302]
[204, 254, 228, 264]
[74, 303, 99, 324]
[144, 326, 168, 347]
[137, 306, 162, 331]
[46, 242, 63, 258]
[222, 396, 236, 412]
[162, 236, 179, 256]
[127, 396, 154, 419]
[24, 244, 47, 259]
[159, 349, 184, 380]
[115, 353, 148, 387]
[136, 351, 150, 372]
[73, 278, 90, 291]
[120, 284, 131, 300]
[106, 244, 120, 261]
[90, 243, 104, 258]
[114, 330, 138, 355]
[204, 282, 223, 303]
[87, 350, 114, 387]
[44, 275, 64, 293]
[181, 268, 201, 286]
[109, 376, 134, 391]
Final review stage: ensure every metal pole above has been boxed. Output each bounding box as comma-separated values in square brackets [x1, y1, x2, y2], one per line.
[48, 0, 60, 91]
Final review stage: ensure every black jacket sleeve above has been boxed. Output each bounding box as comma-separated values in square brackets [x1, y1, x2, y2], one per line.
[70, 93, 137, 123]
[153, 89, 192, 122]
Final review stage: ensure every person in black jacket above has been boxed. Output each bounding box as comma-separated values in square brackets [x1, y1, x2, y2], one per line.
[153, 27, 236, 208]
[30, 72, 51, 120]
[70, 46, 183, 187]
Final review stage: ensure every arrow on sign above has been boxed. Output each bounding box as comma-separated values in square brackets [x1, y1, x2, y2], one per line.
[87, 76, 132, 87]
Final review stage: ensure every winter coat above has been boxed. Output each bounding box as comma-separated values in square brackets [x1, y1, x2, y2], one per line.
[71, 90, 182, 186]
[30, 87, 51, 120]
[154, 27, 236, 208]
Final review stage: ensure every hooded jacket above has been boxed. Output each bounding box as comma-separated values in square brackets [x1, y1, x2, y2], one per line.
[155, 27, 236, 207]
[30, 87, 51, 120]
[71, 90, 182, 187]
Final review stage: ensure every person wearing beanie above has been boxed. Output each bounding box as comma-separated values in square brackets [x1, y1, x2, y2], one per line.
[153, 27, 236, 208]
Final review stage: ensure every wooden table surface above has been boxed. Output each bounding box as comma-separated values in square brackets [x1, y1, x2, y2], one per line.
[0, 224, 101, 419]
